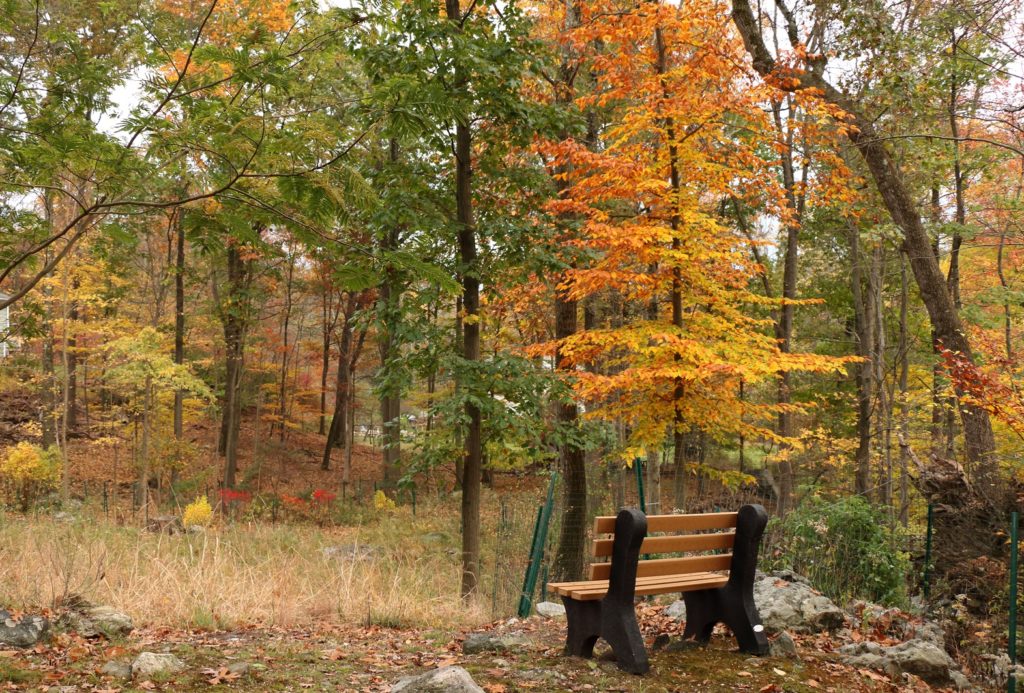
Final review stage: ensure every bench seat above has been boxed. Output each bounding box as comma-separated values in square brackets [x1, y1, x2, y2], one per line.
[548, 572, 728, 601]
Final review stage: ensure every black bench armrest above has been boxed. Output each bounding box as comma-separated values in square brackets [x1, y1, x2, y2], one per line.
[726, 504, 768, 591]
[605, 508, 648, 604]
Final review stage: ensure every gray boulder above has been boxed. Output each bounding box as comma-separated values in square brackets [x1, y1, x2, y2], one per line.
[0, 610, 49, 647]
[984, 653, 1024, 690]
[462, 632, 530, 654]
[839, 639, 956, 686]
[392, 666, 485, 693]
[753, 572, 845, 633]
[848, 600, 945, 648]
[769, 631, 798, 658]
[664, 600, 686, 621]
[100, 661, 132, 681]
[911, 620, 946, 648]
[63, 606, 133, 638]
[131, 652, 186, 679]
[535, 602, 565, 619]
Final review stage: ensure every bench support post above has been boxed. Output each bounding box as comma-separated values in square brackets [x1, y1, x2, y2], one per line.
[680, 504, 770, 655]
[560, 508, 650, 675]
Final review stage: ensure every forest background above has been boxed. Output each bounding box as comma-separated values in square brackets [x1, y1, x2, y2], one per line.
[1, 0, 1023, 639]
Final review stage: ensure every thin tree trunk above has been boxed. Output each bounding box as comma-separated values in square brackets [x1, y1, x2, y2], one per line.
[379, 141, 403, 488]
[998, 232, 1013, 359]
[173, 209, 185, 482]
[59, 257, 72, 503]
[870, 244, 891, 507]
[771, 99, 803, 515]
[898, 254, 910, 526]
[66, 295, 78, 431]
[219, 238, 255, 490]
[277, 252, 295, 442]
[453, 295, 464, 489]
[319, 282, 332, 435]
[849, 223, 872, 497]
[323, 297, 355, 470]
[139, 375, 152, 511]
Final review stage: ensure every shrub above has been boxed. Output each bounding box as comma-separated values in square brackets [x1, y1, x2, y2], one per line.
[767, 495, 910, 607]
[312, 488, 336, 504]
[0, 442, 61, 511]
[182, 495, 213, 528]
[373, 490, 396, 513]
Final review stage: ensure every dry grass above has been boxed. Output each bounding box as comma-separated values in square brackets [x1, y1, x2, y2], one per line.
[0, 492, 536, 630]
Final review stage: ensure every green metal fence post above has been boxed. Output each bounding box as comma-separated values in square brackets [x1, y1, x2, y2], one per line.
[517, 473, 559, 617]
[634, 457, 646, 514]
[1009, 511, 1019, 693]
[517, 505, 543, 618]
[923, 503, 934, 602]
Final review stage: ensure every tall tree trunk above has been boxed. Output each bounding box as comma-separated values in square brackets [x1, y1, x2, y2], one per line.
[998, 232, 1013, 360]
[453, 295, 464, 489]
[139, 375, 153, 510]
[771, 99, 804, 515]
[444, 0, 482, 598]
[551, 263, 587, 581]
[379, 141, 403, 489]
[319, 283, 332, 435]
[849, 224, 872, 498]
[277, 252, 295, 442]
[41, 313, 56, 449]
[219, 238, 254, 490]
[59, 257, 72, 503]
[66, 295, 78, 431]
[654, 24, 687, 515]
[947, 42, 965, 312]
[549, 5, 589, 580]
[870, 244, 891, 507]
[323, 298, 355, 470]
[737, 382, 746, 475]
[173, 209, 185, 482]
[928, 189, 957, 458]
[898, 254, 910, 526]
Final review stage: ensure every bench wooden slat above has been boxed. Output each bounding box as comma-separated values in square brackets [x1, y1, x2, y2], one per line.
[592, 531, 735, 558]
[549, 574, 706, 593]
[588, 553, 732, 580]
[578, 575, 727, 600]
[550, 572, 729, 601]
[549, 571, 725, 594]
[593, 511, 738, 534]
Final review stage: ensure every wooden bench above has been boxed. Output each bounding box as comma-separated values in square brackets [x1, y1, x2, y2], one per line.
[547, 504, 770, 674]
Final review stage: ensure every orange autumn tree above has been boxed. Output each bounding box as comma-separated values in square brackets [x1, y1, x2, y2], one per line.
[537, 0, 854, 511]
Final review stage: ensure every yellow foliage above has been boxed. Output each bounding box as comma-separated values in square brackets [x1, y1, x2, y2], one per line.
[373, 490, 396, 513]
[0, 442, 60, 485]
[0, 442, 61, 511]
[182, 495, 213, 528]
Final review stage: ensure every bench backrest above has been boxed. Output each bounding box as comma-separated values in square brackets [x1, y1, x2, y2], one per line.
[588, 511, 738, 580]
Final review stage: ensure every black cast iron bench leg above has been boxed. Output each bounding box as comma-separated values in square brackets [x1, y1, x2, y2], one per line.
[679, 504, 770, 655]
[560, 508, 650, 675]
